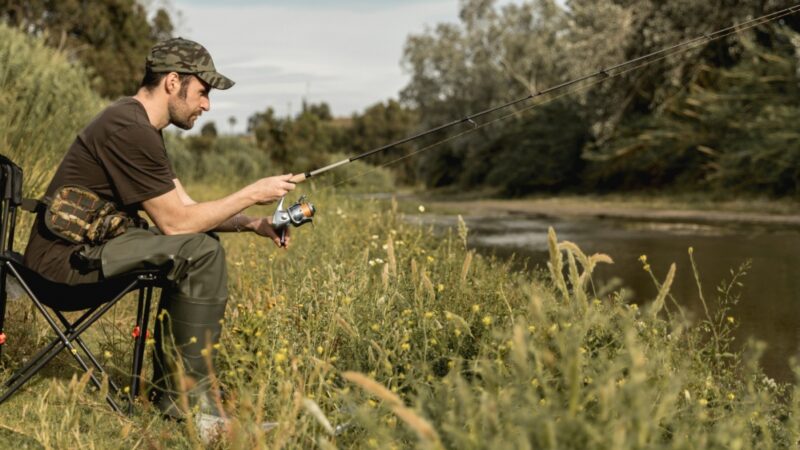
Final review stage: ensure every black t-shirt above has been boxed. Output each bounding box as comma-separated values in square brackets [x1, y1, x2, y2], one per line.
[23, 97, 176, 283]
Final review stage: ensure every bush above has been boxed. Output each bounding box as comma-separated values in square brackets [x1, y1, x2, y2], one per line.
[165, 133, 274, 184]
[0, 23, 105, 196]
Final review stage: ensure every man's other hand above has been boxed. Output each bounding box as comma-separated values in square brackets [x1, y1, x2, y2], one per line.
[252, 216, 291, 248]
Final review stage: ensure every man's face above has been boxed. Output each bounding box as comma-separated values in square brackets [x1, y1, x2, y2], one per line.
[168, 75, 211, 130]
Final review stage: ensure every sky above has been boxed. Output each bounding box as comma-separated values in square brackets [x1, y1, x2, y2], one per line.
[167, 0, 466, 134]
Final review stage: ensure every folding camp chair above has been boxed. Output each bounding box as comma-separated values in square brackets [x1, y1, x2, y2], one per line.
[0, 155, 165, 414]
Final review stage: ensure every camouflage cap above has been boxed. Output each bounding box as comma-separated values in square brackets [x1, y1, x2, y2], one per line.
[146, 37, 234, 90]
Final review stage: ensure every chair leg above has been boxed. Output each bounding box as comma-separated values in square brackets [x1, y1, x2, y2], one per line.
[129, 285, 154, 414]
[0, 266, 140, 413]
[0, 263, 8, 364]
[25, 305, 125, 414]
[4, 307, 99, 388]
[53, 311, 123, 398]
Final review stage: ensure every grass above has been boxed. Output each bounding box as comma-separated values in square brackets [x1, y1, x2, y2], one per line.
[0, 185, 796, 449]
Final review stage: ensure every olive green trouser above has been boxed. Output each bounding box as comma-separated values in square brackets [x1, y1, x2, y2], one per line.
[91, 227, 229, 417]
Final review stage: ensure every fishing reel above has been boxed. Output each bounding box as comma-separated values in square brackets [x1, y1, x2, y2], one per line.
[271, 195, 316, 247]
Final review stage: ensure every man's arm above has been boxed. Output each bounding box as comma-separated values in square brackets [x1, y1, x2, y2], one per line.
[171, 178, 272, 233]
[142, 175, 295, 235]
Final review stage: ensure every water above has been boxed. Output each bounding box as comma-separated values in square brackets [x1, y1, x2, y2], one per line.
[412, 213, 800, 383]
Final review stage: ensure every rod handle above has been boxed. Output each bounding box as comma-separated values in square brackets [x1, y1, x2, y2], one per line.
[289, 173, 307, 184]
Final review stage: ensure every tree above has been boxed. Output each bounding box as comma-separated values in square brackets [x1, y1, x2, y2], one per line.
[1, 0, 175, 98]
[248, 102, 344, 172]
[228, 116, 237, 134]
[401, 0, 569, 189]
[201, 121, 218, 138]
[348, 100, 419, 183]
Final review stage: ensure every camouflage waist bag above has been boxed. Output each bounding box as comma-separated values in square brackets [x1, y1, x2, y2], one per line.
[43, 185, 144, 245]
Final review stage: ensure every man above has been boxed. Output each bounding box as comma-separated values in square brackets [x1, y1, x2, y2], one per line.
[23, 38, 294, 433]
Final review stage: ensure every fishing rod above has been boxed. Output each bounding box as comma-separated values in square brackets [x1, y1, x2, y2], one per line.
[270, 4, 800, 245]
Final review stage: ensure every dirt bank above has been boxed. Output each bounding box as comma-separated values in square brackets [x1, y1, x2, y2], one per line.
[428, 197, 800, 228]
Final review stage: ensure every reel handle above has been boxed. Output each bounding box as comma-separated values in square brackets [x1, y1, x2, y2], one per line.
[279, 227, 287, 248]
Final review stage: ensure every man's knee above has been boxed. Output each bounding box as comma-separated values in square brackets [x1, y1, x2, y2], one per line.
[177, 233, 228, 299]
[182, 233, 226, 264]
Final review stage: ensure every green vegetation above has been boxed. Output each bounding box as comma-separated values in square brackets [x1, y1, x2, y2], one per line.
[398, 0, 800, 197]
[2, 6, 800, 450]
[0, 185, 795, 448]
[1, 0, 175, 98]
[0, 22, 104, 197]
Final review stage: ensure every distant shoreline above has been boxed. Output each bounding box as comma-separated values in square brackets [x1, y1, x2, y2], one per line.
[426, 197, 800, 228]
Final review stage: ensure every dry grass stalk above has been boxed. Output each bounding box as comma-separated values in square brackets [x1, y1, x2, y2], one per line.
[343, 371, 442, 446]
[302, 398, 335, 435]
[460, 251, 473, 285]
[421, 271, 435, 299]
[391, 403, 442, 445]
[650, 263, 676, 318]
[342, 371, 402, 406]
[387, 235, 397, 278]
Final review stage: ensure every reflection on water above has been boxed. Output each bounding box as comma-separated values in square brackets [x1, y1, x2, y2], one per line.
[411, 213, 800, 383]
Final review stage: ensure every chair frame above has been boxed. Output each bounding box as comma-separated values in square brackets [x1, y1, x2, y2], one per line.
[0, 155, 161, 415]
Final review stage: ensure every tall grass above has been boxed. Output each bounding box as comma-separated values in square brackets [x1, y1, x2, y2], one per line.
[0, 186, 793, 448]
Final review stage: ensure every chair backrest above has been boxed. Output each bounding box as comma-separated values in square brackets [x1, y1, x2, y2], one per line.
[0, 155, 23, 257]
[0, 155, 24, 348]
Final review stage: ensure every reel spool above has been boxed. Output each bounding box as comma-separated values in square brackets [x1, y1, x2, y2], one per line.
[271, 195, 315, 247]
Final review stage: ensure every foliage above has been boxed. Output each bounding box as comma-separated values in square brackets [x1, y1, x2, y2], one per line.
[248, 101, 349, 174]
[164, 132, 274, 185]
[398, 0, 800, 196]
[485, 100, 589, 195]
[347, 100, 419, 184]
[0, 22, 104, 197]
[401, 0, 568, 190]
[587, 28, 800, 195]
[1, 0, 175, 98]
[0, 186, 795, 448]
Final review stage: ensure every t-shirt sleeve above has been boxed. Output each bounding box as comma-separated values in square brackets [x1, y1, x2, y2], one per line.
[98, 124, 176, 206]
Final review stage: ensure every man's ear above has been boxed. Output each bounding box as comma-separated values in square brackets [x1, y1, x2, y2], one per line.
[163, 72, 181, 95]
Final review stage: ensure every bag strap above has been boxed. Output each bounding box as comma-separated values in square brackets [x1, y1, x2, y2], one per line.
[21, 198, 43, 213]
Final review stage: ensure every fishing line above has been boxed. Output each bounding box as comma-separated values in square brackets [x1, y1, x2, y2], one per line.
[316, 4, 800, 191]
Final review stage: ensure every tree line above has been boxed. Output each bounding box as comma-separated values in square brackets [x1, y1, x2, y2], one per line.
[6, 0, 800, 196]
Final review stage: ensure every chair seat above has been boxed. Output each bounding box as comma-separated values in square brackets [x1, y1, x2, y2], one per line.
[1, 255, 165, 312]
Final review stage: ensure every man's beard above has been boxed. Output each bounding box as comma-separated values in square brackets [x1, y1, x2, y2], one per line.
[168, 98, 196, 130]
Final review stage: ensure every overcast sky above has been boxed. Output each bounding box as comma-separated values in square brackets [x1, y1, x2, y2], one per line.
[169, 0, 465, 133]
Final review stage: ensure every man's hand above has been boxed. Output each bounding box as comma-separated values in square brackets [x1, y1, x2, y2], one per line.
[247, 174, 296, 205]
[251, 216, 291, 248]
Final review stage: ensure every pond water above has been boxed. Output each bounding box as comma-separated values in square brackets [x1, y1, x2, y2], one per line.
[411, 212, 800, 383]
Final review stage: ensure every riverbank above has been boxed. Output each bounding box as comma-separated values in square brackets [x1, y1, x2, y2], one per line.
[427, 195, 800, 228]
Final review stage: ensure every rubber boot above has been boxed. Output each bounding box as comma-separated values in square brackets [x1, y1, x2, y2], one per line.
[150, 288, 227, 418]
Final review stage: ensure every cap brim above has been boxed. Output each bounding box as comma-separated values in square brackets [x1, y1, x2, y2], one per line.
[197, 71, 235, 90]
